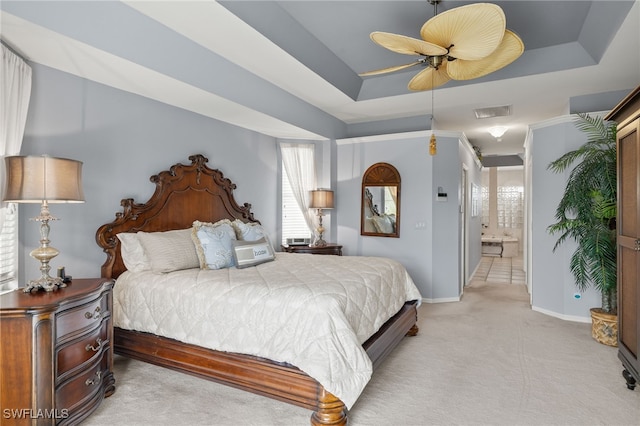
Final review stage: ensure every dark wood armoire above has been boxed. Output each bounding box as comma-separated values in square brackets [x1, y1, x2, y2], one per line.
[605, 85, 640, 391]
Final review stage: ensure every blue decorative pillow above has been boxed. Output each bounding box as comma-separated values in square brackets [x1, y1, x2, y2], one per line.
[232, 219, 275, 251]
[232, 220, 267, 240]
[191, 220, 237, 270]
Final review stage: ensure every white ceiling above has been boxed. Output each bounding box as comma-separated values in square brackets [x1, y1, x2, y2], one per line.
[1, 1, 639, 161]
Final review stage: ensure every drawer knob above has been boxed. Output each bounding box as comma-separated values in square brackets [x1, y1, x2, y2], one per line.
[85, 370, 102, 386]
[84, 306, 101, 320]
[85, 338, 103, 352]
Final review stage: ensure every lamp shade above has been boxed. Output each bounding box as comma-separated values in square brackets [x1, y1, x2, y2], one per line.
[310, 189, 334, 209]
[3, 156, 85, 203]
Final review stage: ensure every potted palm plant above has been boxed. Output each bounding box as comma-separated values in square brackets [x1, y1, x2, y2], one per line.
[547, 113, 618, 346]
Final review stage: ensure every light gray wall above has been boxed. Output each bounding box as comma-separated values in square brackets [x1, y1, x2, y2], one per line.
[458, 137, 484, 285]
[336, 135, 434, 300]
[527, 116, 601, 320]
[18, 64, 278, 282]
[430, 135, 463, 300]
[336, 132, 483, 301]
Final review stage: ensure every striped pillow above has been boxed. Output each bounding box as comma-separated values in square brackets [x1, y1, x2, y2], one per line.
[137, 228, 200, 273]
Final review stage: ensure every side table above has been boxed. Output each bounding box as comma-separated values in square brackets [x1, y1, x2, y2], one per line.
[0, 278, 115, 425]
[281, 244, 343, 256]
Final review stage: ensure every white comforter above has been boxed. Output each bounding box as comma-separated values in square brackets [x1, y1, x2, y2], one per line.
[113, 252, 422, 408]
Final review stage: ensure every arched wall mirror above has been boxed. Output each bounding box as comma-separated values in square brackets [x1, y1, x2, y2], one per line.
[361, 162, 401, 238]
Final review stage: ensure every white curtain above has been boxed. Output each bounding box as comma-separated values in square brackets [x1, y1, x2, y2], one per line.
[1, 43, 32, 230]
[281, 143, 317, 237]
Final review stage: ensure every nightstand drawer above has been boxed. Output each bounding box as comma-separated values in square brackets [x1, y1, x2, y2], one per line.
[57, 319, 109, 378]
[56, 293, 110, 340]
[56, 356, 108, 413]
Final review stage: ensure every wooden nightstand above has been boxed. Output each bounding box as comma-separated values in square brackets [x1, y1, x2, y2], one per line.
[281, 244, 343, 256]
[0, 278, 115, 425]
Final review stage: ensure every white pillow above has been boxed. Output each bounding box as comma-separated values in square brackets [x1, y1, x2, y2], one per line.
[137, 228, 200, 273]
[192, 220, 237, 270]
[116, 232, 150, 272]
[232, 238, 275, 269]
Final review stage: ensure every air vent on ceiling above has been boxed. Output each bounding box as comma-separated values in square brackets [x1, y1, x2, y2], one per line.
[474, 105, 512, 119]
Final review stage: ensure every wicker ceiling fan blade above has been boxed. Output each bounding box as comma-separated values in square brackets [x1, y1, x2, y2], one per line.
[446, 30, 524, 80]
[407, 64, 451, 91]
[370, 32, 448, 56]
[420, 3, 506, 61]
[359, 61, 423, 77]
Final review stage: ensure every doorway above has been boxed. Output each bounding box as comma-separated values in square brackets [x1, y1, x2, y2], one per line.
[481, 166, 525, 255]
[476, 165, 526, 286]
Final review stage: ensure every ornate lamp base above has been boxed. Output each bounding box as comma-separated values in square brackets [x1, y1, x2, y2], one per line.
[24, 276, 66, 293]
[314, 238, 328, 247]
[24, 202, 65, 293]
[313, 208, 328, 247]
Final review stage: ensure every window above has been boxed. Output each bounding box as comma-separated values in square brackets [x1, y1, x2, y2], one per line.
[282, 168, 312, 244]
[280, 143, 316, 245]
[383, 187, 396, 215]
[497, 186, 524, 229]
[0, 203, 18, 293]
[481, 185, 490, 227]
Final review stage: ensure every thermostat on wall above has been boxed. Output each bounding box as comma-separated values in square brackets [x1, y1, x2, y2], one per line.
[437, 186, 448, 202]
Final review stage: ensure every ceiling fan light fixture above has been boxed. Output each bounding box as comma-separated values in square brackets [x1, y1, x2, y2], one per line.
[488, 126, 508, 138]
[427, 55, 445, 69]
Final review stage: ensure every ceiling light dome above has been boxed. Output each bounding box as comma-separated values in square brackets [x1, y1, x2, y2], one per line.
[488, 126, 508, 138]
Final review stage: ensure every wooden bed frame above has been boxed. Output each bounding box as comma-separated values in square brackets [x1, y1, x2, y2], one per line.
[95, 154, 419, 425]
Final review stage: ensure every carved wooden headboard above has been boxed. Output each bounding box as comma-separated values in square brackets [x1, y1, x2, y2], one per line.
[95, 154, 259, 279]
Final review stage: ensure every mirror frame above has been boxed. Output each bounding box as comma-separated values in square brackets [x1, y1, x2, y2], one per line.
[361, 162, 401, 238]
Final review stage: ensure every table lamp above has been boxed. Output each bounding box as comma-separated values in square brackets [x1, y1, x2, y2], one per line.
[309, 189, 334, 247]
[3, 155, 84, 293]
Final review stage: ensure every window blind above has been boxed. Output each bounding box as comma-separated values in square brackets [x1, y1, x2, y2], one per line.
[0, 203, 18, 291]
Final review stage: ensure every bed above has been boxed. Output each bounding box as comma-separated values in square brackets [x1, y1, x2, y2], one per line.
[95, 154, 421, 425]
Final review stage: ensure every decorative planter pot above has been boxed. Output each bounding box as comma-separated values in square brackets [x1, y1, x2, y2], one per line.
[590, 308, 618, 347]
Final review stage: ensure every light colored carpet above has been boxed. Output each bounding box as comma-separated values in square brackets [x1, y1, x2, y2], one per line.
[86, 281, 639, 425]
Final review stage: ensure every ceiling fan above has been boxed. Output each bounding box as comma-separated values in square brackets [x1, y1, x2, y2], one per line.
[360, 1, 524, 91]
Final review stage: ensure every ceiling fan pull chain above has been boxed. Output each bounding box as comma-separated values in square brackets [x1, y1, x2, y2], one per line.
[429, 70, 437, 156]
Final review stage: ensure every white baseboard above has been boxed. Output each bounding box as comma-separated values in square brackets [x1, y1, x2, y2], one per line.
[531, 305, 591, 323]
[422, 296, 460, 304]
